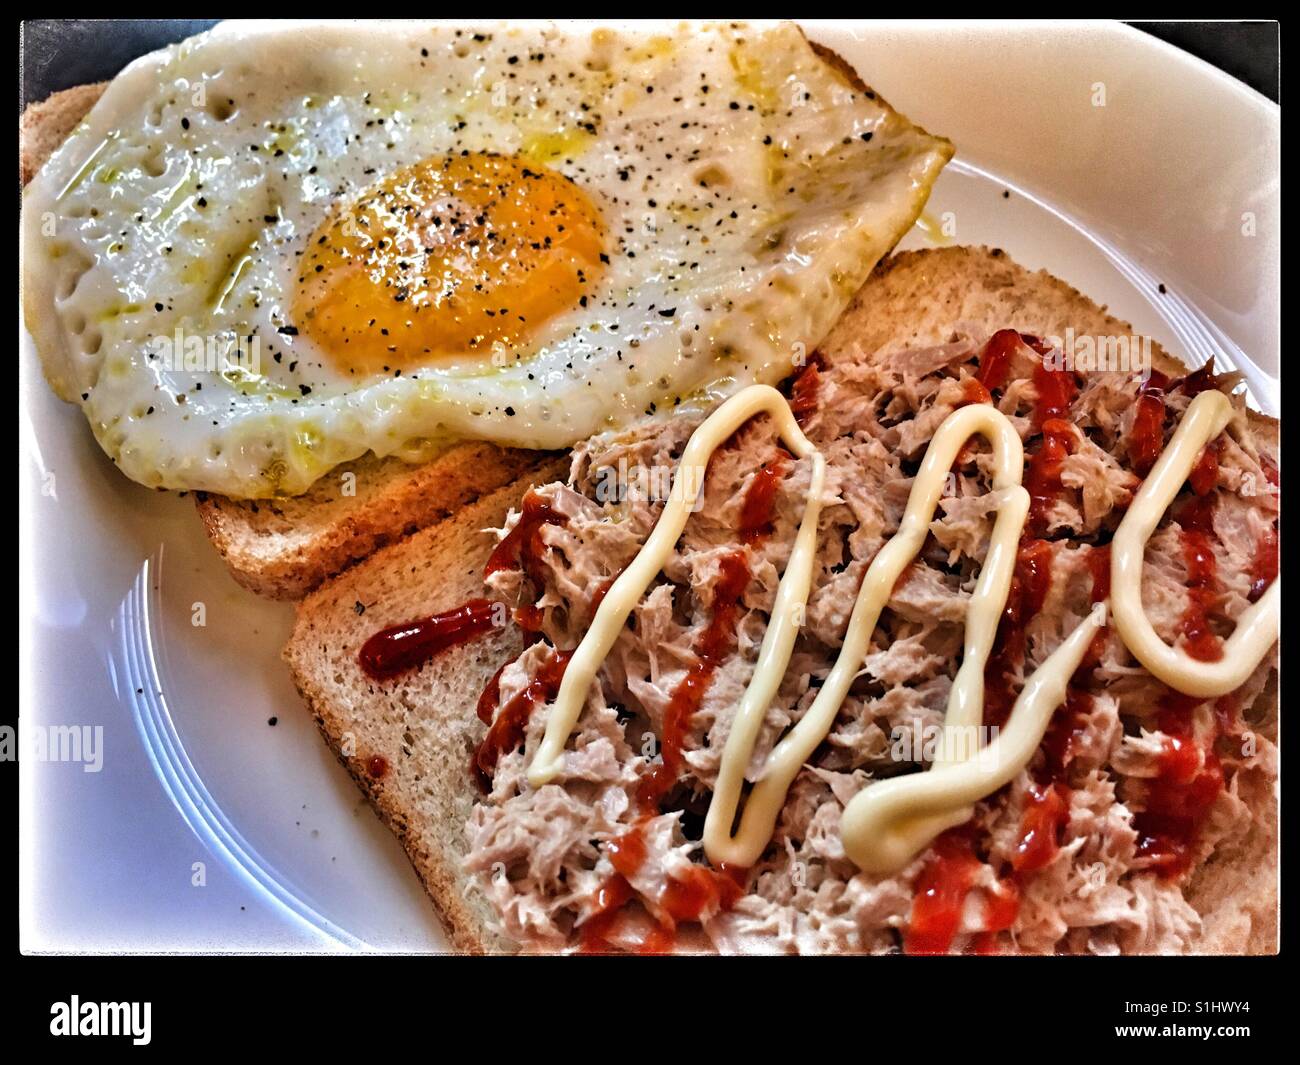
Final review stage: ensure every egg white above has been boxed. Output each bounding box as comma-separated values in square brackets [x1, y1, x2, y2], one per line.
[23, 19, 951, 497]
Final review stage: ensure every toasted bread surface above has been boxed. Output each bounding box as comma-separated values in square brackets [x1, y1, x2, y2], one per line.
[286, 246, 1278, 954]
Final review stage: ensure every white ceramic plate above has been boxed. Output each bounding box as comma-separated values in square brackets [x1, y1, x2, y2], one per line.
[19, 19, 1279, 953]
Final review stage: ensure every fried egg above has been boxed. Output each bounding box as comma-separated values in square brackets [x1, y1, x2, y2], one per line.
[23, 20, 951, 497]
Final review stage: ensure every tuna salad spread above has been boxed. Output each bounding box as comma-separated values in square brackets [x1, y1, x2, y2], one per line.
[464, 328, 1280, 954]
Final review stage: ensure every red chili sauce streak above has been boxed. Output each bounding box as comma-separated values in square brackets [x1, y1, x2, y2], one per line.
[976, 328, 1026, 393]
[1011, 782, 1069, 876]
[584, 497, 774, 950]
[788, 353, 824, 423]
[483, 490, 566, 582]
[1180, 529, 1223, 662]
[911, 680, 1096, 954]
[471, 650, 572, 792]
[1133, 692, 1225, 878]
[904, 828, 984, 955]
[1250, 525, 1279, 603]
[738, 450, 790, 545]
[475, 662, 509, 725]
[636, 550, 752, 812]
[1024, 418, 1075, 537]
[983, 539, 1055, 729]
[580, 820, 745, 954]
[514, 603, 545, 635]
[909, 358, 1245, 951]
[1170, 490, 1223, 663]
[1128, 370, 1171, 477]
[1188, 439, 1221, 496]
[1086, 542, 1112, 605]
[358, 598, 499, 680]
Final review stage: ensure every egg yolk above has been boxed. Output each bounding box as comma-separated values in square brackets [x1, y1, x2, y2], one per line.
[293, 152, 606, 375]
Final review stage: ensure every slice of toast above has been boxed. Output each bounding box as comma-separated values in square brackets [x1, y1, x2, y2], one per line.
[194, 444, 555, 600]
[284, 246, 1278, 954]
[22, 85, 542, 600]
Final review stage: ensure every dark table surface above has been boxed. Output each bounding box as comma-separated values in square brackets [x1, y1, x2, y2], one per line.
[20, 20, 1279, 109]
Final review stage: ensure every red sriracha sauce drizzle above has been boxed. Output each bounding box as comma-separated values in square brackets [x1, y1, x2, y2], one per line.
[1250, 456, 1280, 603]
[636, 551, 752, 812]
[484, 490, 566, 581]
[1023, 346, 1079, 535]
[975, 328, 1024, 393]
[914, 553, 1103, 954]
[358, 491, 569, 684]
[1188, 438, 1221, 496]
[983, 539, 1055, 730]
[1172, 485, 1223, 663]
[471, 649, 572, 792]
[951, 377, 994, 467]
[788, 352, 824, 424]
[738, 450, 791, 544]
[1128, 362, 1232, 479]
[1128, 370, 1171, 477]
[1132, 692, 1225, 878]
[904, 829, 981, 955]
[1250, 526, 1279, 603]
[358, 599, 501, 680]
[584, 550, 755, 953]
[1024, 420, 1075, 537]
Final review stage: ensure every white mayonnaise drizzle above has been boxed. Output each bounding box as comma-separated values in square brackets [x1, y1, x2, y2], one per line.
[1110, 389, 1280, 697]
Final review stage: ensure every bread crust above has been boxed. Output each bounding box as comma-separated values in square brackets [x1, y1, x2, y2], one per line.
[196, 444, 559, 600]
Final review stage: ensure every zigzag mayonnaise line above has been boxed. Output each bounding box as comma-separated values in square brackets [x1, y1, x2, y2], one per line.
[704, 402, 1028, 868]
[527, 384, 827, 788]
[1111, 389, 1280, 697]
[840, 604, 1106, 873]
